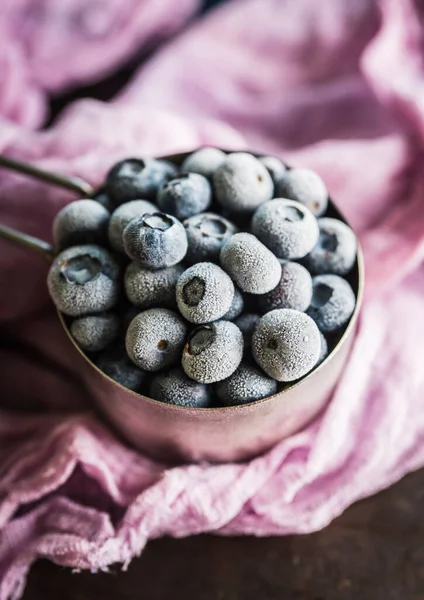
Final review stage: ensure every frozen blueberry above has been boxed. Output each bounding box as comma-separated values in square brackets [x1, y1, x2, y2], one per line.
[258, 155, 287, 186]
[176, 262, 234, 324]
[220, 232, 281, 294]
[157, 172, 212, 221]
[125, 261, 184, 309]
[223, 287, 244, 320]
[126, 308, 187, 372]
[182, 320, 243, 383]
[216, 363, 277, 406]
[96, 345, 146, 392]
[258, 261, 312, 314]
[123, 212, 187, 268]
[94, 191, 114, 213]
[108, 199, 158, 252]
[47, 244, 121, 317]
[251, 199, 319, 260]
[303, 218, 357, 276]
[307, 274, 356, 333]
[184, 212, 237, 263]
[234, 313, 260, 349]
[316, 332, 329, 366]
[53, 199, 110, 251]
[70, 313, 119, 352]
[252, 309, 321, 382]
[106, 157, 177, 205]
[181, 147, 226, 178]
[150, 368, 212, 408]
[277, 168, 328, 217]
[213, 152, 273, 214]
[122, 305, 140, 332]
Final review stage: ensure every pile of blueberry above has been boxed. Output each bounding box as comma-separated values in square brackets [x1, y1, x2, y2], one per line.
[47, 148, 357, 408]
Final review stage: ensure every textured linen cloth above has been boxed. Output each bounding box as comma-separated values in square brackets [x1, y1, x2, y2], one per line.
[2, 0, 424, 598]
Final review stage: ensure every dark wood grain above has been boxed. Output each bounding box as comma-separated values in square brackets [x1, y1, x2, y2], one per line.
[22, 469, 424, 600]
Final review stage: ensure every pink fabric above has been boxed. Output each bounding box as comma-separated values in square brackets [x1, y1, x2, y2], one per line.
[2, 0, 424, 597]
[0, 0, 200, 127]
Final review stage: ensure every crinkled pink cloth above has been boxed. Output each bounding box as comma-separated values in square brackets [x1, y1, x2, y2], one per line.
[2, 0, 424, 598]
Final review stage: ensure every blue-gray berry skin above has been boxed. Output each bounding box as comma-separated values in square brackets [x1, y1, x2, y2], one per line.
[106, 157, 177, 205]
[258, 261, 312, 314]
[258, 156, 287, 186]
[150, 368, 212, 408]
[181, 147, 226, 179]
[125, 262, 184, 309]
[176, 262, 234, 324]
[220, 232, 281, 294]
[96, 346, 145, 392]
[316, 332, 328, 366]
[303, 218, 357, 276]
[94, 191, 114, 213]
[251, 199, 319, 260]
[276, 167, 328, 217]
[252, 309, 321, 382]
[223, 287, 244, 320]
[157, 173, 212, 220]
[234, 313, 260, 349]
[123, 212, 187, 268]
[53, 199, 110, 251]
[216, 363, 277, 406]
[47, 244, 121, 317]
[182, 320, 243, 383]
[70, 313, 119, 352]
[184, 212, 237, 263]
[126, 308, 187, 372]
[123, 306, 140, 332]
[108, 199, 157, 252]
[213, 152, 273, 214]
[307, 274, 356, 333]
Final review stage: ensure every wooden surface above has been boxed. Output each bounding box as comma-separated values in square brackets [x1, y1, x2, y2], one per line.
[22, 468, 424, 600]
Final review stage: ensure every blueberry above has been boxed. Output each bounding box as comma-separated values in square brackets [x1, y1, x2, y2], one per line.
[258, 261, 312, 314]
[184, 212, 237, 263]
[53, 199, 110, 251]
[47, 244, 121, 317]
[181, 147, 226, 178]
[108, 199, 157, 252]
[258, 155, 287, 186]
[216, 363, 277, 406]
[176, 262, 234, 324]
[126, 308, 187, 371]
[94, 191, 114, 213]
[223, 286, 244, 320]
[150, 367, 212, 408]
[106, 157, 177, 205]
[252, 309, 321, 381]
[307, 274, 356, 333]
[303, 218, 357, 276]
[70, 313, 119, 352]
[122, 305, 141, 332]
[123, 212, 187, 268]
[125, 261, 184, 309]
[157, 172, 212, 220]
[213, 152, 273, 214]
[96, 345, 146, 392]
[251, 199, 319, 260]
[234, 313, 260, 349]
[316, 332, 328, 366]
[220, 232, 281, 294]
[276, 168, 328, 217]
[182, 320, 243, 383]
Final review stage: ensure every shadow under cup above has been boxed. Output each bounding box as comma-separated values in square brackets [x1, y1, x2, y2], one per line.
[61, 150, 364, 464]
